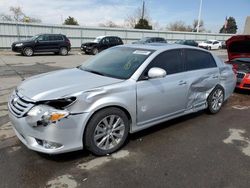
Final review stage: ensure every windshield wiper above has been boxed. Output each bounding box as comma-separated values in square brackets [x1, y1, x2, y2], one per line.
[84, 69, 105, 76]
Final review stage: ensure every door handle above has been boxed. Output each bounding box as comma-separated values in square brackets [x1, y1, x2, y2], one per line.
[178, 80, 187, 85]
[212, 75, 219, 79]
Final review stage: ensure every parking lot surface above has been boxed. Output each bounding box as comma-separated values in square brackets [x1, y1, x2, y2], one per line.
[1, 50, 250, 188]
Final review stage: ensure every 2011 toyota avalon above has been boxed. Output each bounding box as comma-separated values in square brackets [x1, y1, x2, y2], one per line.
[8, 44, 236, 156]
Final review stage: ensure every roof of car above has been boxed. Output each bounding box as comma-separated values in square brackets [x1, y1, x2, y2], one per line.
[122, 43, 203, 51]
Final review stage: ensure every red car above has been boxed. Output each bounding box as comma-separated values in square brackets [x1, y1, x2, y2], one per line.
[226, 35, 250, 90]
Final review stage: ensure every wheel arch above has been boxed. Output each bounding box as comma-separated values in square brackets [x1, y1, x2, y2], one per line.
[82, 105, 132, 145]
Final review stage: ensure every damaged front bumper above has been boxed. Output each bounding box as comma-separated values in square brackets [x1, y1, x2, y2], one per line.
[8, 93, 90, 154]
[8, 110, 89, 154]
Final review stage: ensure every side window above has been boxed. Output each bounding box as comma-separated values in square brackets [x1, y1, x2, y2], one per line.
[38, 35, 49, 41]
[48, 35, 55, 41]
[54, 35, 63, 41]
[185, 49, 217, 71]
[146, 50, 183, 75]
[109, 37, 116, 44]
[102, 37, 110, 44]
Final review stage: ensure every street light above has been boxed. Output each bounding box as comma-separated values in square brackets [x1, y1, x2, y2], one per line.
[197, 0, 203, 33]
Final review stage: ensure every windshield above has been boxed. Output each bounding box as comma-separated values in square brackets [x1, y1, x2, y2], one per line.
[205, 41, 213, 44]
[30, 35, 39, 40]
[93, 37, 104, 43]
[79, 47, 154, 79]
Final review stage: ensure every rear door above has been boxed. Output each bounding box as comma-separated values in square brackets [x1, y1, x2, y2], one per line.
[183, 49, 219, 109]
[136, 49, 188, 126]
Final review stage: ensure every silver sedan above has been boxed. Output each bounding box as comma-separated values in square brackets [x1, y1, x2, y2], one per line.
[8, 44, 236, 155]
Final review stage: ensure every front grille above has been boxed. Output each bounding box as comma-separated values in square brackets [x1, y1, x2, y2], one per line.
[237, 72, 246, 79]
[8, 92, 34, 118]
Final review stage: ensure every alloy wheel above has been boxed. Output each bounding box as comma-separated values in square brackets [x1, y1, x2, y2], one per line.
[93, 115, 125, 150]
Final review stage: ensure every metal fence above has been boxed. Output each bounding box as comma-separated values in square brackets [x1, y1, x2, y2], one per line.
[0, 21, 233, 49]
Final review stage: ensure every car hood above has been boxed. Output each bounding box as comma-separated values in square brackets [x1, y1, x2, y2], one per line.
[199, 42, 209, 46]
[17, 68, 123, 101]
[12, 39, 33, 45]
[82, 42, 98, 47]
[226, 35, 250, 60]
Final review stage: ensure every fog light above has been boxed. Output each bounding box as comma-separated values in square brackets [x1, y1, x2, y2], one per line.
[40, 140, 62, 149]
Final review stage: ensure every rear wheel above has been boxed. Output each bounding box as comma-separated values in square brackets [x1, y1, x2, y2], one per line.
[59, 47, 68, 56]
[23, 47, 33, 56]
[84, 107, 129, 156]
[207, 86, 224, 114]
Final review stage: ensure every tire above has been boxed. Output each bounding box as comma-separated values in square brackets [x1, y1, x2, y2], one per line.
[92, 47, 98, 55]
[59, 47, 68, 56]
[23, 47, 33, 56]
[84, 107, 129, 156]
[207, 86, 224, 114]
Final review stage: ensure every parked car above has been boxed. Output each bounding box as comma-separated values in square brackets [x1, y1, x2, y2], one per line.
[198, 40, 222, 50]
[81, 36, 123, 55]
[8, 44, 236, 156]
[11, 34, 71, 56]
[225, 35, 250, 90]
[221, 41, 227, 49]
[175, 40, 198, 47]
[132, 37, 167, 44]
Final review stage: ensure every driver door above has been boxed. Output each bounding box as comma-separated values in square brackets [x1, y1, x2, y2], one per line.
[136, 49, 188, 126]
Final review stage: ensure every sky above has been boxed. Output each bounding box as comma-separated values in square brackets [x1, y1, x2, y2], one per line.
[0, 0, 249, 33]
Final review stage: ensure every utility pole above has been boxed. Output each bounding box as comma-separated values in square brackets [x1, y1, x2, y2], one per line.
[197, 0, 203, 33]
[141, 1, 145, 20]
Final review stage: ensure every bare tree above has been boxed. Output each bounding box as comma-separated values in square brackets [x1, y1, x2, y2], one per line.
[193, 19, 204, 32]
[9, 6, 24, 21]
[0, 6, 41, 23]
[167, 21, 192, 32]
[124, 6, 151, 29]
[99, 21, 121, 28]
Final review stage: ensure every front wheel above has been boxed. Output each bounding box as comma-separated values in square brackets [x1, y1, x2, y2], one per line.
[84, 107, 129, 156]
[23, 47, 34, 56]
[207, 86, 224, 114]
[92, 47, 98, 55]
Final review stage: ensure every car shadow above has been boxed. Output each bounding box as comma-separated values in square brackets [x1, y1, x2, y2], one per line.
[38, 110, 206, 162]
[37, 148, 92, 162]
[129, 110, 204, 141]
[234, 88, 250, 95]
[15, 53, 75, 57]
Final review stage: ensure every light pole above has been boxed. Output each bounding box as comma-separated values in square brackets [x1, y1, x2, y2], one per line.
[197, 0, 203, 33]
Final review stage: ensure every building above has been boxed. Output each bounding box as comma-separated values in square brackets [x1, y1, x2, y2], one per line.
[244, 16, 250, 34]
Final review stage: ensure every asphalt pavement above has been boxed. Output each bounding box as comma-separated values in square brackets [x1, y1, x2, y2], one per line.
[1, 50, 250, 188]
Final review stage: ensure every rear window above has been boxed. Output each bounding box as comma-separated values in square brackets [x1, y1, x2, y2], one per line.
[49, 35, 63, 41]
[185, 49, 217, 71]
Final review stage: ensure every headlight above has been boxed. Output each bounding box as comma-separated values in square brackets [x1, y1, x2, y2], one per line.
[15, 43, 23, 47]
[27, 105, 69, 127]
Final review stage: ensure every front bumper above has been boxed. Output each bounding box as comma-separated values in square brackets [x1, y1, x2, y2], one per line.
[12, 45, 23, 53]
[8, 106, 90, 154]
[198, 45, 208, 49]
[81, 46, 93, 53]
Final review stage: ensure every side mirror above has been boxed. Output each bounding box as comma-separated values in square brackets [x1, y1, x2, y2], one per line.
[148, 67, 166, 79]
[35, 39, 39, 43]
